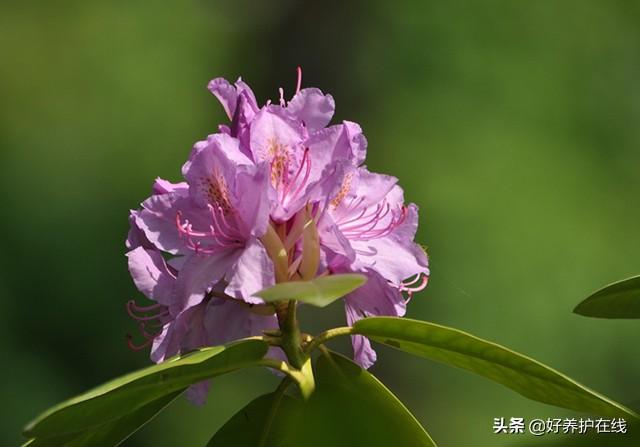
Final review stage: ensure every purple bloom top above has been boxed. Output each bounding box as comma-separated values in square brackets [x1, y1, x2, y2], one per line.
[126, 69, 429, 402]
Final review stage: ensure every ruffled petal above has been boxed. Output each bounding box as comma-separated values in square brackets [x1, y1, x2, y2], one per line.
[345, 303, 377, 369]
[343, 270, 406, 368]
[344, 121, 367, 166]
[136, 191, 208, 255]
[287, 88, 335, 131]
[225, 238, 275, 304]
[208, 78, 238, 120]
[152, 177, 188, 195]
[126, 210, 150, 250]
[351, 205, 428, 285]
[126, 246, 176, 306]
[233, 166, 272, 238]
[149, 305, 202, 362]
[174, 249, 241, 312]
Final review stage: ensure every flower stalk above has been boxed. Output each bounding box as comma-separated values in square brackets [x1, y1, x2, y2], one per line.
[276, 300, 306, 369]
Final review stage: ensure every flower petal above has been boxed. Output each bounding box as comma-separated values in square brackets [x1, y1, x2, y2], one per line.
[345, 303, 377, 369]
[343, 270, 406, 368]
[344, 120, 367, 166]
[175, 249, 241, 312]
[225, 238, 275, 304]
[126, 247, 176, 306]
[136, 191, 208, 255]
[287, 88, 335, 131]
[152, 177, 188, 195]
[351, 205, 429, 285]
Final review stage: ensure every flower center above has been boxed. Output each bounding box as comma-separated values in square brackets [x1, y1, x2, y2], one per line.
[200, 168, 232, 213]
[260, 204, 320, 283]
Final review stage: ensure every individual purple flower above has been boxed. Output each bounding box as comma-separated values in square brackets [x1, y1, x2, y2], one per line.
[125, 68, 429, 401]
[126, 244, 279, 403]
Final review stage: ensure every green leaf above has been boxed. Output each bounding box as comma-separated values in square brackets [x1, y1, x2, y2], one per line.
[207, 352, 436, 447]
[303, 351, 436, 446]
[574, 275, 640, 319]
[23, 391, 182, 447]
[255, 274, 366, 307]
[24, 339, 269, 442]
[207, 387, 298, 447]
[353, 317, 638, 419]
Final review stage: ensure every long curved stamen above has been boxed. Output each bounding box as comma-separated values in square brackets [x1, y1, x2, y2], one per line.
[138, 322, 162, 340]
[281, 148, 309, 202]
[127, 301, 164, 313]
[401, 273, 423, 288]
[126, 300, 169, 351]
[365, 206, 407, 239]
[296, 66, 302, 94]
[344, 196, 365, 213]
[176, 211, 242, 254]
[400, 275, 429, 293]
[399, 274, 429, 303]
[126, 334, 153, 351]
[126, 300, 169, 321]
[340, 205, 407, 241]
[340, 203, 389, 232]
[286, 149, 312, 205]
[208, 205, 239, 244]
[337, 205, 369, 227]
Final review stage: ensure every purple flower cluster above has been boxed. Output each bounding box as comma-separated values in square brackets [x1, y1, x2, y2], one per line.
[126, 70, 428, 401]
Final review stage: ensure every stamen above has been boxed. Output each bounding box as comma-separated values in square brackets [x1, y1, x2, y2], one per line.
[401, 273, 422, 287]
[176, 210, 242, 255]
[126, 333, 153, 351]
[126, 300, 169, 321]
[279, 87, 285, 106]
[399, 274, 429, 294]
[208, 205, 239, 244]
[286, 148, 312, 205]
[127, 301, 164, 313]
[138, 322, 162, 340]
[340, 203, 390, 236]
[339, 204, 407, 241]
[339, 203, 383, 229]
[296, 66, 302, 94]
[281, 148, 310, 204]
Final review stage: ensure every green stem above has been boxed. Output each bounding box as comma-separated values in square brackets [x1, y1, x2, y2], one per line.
[256, 358, 307, 387]
[305, 326, 354, 354]
[277, 300, 306, 369]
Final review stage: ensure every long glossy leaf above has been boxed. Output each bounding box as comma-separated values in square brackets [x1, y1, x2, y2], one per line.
[354, 317, 638, 419]
[302, 351, 436, 446]
[574, 275, 640, 319]
[24, 339, 269, 440]
[207, 351, 436, 447]
[207, 389, 299, 446]
[23, 391, 182, 447]
[255, 274, 366, 307]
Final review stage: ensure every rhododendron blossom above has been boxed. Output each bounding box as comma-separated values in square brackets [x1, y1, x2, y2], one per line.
[125, 69, 429, 402]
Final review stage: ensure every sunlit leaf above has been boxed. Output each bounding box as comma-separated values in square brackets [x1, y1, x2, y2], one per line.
[208, 351, 436, 446]
[24, 339, 269, 442]
[255, 274, 366, 307]
[354, 317, 638, 419]
[23, 391, 182, 447]
[574, 275, 640, 319]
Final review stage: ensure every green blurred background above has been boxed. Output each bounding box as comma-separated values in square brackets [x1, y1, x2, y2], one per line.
[1, 1, 639, 446]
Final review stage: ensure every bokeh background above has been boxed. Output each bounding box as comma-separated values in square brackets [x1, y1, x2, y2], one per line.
[1, 1, 639, 446]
